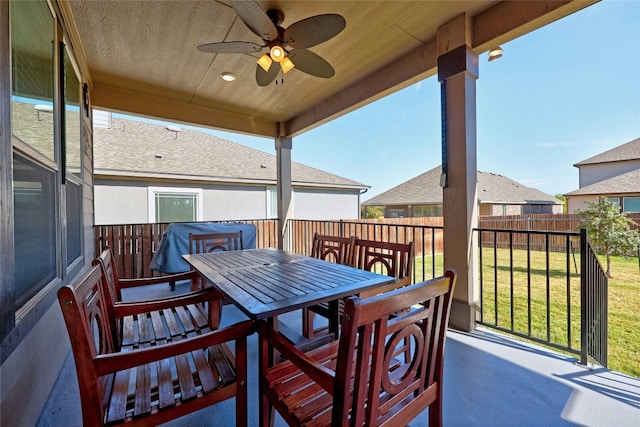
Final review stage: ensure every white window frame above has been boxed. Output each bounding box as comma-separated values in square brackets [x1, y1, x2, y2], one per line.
[148, 187, 203, 222]
[266, 187, 278, 219]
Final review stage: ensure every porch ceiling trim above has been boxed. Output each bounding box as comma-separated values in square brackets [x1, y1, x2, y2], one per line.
[92, 84, 278, 137]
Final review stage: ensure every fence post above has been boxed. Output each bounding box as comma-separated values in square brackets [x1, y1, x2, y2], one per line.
[579, 228, 588, 365]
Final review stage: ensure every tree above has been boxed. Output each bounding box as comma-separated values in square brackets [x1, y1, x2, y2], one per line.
[361, 206, 384, 219]
[577, 199, 639, 278]
[555, 194, 567, 213]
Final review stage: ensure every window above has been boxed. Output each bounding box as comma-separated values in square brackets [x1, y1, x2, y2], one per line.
[390, 209, 405, 218]
[413, 205, 442, 217]
[11, 0, 55, 161]
[622, 197, 640, 213]
[267, 187, 278, 219]
[11, 1, 58, 309]
[13, 154, 57, 307]
[605, 197, 621, 211]
[64, 46, 83, 264]
[148, 187, 203, 223]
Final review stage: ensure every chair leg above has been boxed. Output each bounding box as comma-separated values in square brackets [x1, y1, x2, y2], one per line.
[236, 338, 248, 427]
[208, 300, 221, 330]
[302, 308, 315, 339]
[429, 398, 443, 427]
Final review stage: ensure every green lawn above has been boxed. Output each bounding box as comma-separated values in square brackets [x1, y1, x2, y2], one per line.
[414, 250, 640, 378]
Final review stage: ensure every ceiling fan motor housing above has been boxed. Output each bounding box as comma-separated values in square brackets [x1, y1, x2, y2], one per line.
[267, 9, 285, 27]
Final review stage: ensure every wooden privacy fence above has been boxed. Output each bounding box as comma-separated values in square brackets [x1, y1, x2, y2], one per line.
[94, 220, 278, 279]
[286, 218, 444, 258]
[479, 213, 640, 252]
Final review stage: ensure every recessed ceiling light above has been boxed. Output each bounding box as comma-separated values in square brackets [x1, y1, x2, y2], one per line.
[220, 72, 236, 82]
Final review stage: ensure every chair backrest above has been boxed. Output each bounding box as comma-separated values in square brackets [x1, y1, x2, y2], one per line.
[95, 245, 121, 301]
[189, 231, 243, 254]
[310, 233, 354, 265]
[94, 246, 125, 344]
[57, 264, 117, 425]
[332, 270, 457, 426]
[351, 238, 414, 281]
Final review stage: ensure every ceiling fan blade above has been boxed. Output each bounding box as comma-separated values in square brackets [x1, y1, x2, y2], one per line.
[256, 62, 279, 86]
[197, 41, 264, 54]
[288, 49, 335, 78]
[284, 14, 346, 49]
[230, 0, 278, 41]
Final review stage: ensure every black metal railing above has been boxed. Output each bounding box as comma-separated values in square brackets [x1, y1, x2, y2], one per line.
[580, 228, 608, 366]
[476, 227, 608, 366]
[475, 228, 582, 356]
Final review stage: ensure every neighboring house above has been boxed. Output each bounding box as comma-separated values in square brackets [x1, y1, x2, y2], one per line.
[565, 137, 640, 213]
[362, 166, 563, 218]
[93, 111, 368, 224]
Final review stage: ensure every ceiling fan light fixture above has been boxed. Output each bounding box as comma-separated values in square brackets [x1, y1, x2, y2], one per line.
[281, 57, 295, 73]
[270, 45, 285, 62]
[488, 46, 503, 62]
[257, 54, 273, 72]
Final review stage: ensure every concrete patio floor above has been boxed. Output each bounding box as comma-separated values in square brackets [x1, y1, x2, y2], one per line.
[37, 282, 640, 426]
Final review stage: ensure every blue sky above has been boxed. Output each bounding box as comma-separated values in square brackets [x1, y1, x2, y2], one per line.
[156, 0, 640, 201]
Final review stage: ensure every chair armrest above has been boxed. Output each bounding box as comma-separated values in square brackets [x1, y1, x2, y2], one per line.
[112, 287, 224, 316]
[257, 320, 335, 394]
[117, 270, 200, 289]
[94, 320, 255, 376]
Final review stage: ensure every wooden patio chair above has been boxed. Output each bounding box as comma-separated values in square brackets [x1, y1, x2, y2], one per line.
[351, 238, 414, 296]
[95, 245, 224, 344]
[58, 264, 254, 426]
[302, 233, 355, 338]
[189, 231, 243, 291]
[189, 230, 243, 253]
[304, 237, 414, 339]
[96, 244, 207, 297]
[259, 270, 457, 427]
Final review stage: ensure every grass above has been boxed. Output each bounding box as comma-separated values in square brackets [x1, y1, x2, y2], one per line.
[413, 249, 640, 378]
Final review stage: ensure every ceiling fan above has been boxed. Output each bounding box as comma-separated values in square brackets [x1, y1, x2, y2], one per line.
[197, 0, 346, 86]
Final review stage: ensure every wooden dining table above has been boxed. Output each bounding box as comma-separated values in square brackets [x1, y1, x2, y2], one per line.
[182, 247, 395, 335]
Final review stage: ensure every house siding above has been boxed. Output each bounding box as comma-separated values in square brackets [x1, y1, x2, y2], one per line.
[579, 159, 640, 187]
[203, 185, 268, 220]
[293, 188, 361, 220]
[567, 195, 599, 213]
[94, 180, 362, 224]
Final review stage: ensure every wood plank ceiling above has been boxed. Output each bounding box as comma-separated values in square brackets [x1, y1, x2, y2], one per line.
[58, 0, 597, 138]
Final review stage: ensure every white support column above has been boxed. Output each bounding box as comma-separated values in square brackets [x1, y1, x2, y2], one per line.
[437, 14, 479, 332]
[275, 135, 292, 250]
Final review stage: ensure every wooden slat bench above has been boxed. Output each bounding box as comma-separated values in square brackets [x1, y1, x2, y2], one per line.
[58, 263, 255, 426]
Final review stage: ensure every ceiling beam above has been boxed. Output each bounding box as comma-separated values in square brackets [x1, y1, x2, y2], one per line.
[91, 84, 278, 137]
[285, 40, 439, 137]
[472, 0, 599, 52]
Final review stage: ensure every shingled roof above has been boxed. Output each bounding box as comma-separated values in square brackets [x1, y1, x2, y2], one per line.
[362, 166, 561, 206]
[574, 137, 640, 166]
[565, 168, 640, 196]
[93, 113, 367, 190]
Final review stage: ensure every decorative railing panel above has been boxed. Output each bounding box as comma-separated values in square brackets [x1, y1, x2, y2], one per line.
[580, 228, 608, 366]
